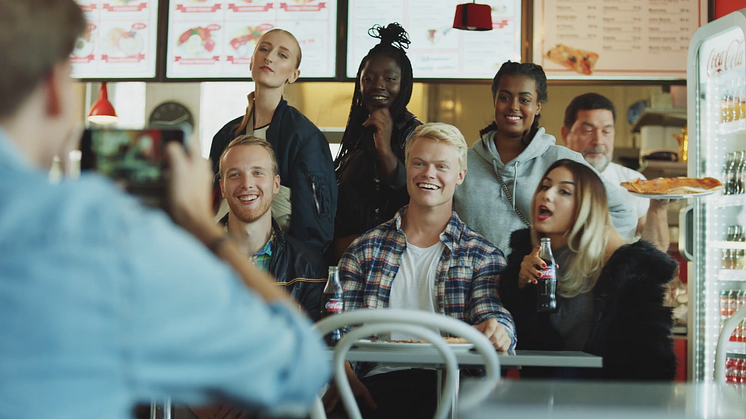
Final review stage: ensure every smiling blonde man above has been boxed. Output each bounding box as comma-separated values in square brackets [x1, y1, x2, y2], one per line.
[325, 123, 516, 419]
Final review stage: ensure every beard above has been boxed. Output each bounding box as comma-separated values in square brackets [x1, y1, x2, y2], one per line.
[583, 147, 611, 172]
[227, 195, 272, 224]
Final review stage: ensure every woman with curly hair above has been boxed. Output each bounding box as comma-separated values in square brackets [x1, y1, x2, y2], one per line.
[332, 22, 422, 261]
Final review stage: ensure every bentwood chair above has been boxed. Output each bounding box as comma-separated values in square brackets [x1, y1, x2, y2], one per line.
[311, 309, 501, 419]
[715, 304, 746, 383]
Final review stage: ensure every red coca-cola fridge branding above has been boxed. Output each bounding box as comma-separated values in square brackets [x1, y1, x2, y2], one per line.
[683, 9, 746, 382]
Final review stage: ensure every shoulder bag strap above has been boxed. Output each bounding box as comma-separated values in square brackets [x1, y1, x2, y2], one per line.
[494, 168, 531, 228]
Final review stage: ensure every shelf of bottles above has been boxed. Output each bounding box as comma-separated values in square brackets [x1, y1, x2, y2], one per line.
[696, 70, 746, 381]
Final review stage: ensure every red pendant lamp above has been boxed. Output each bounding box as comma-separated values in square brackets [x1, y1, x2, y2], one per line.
[453, 1, 493, 31]
[87, 82, 117, 125]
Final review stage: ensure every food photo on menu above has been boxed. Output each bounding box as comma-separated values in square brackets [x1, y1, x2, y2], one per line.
[545, 43, 599, 75]
[229, 24, 273, 58]
[177, 26, 217, 56]
[72, 24, 96, 59]
[104, 26, 146, 57]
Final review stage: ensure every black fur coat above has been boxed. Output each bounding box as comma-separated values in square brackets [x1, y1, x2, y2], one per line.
[499, 228, 678, 380]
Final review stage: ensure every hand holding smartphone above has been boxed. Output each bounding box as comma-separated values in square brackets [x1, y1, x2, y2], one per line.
[79, 127, 186, 209]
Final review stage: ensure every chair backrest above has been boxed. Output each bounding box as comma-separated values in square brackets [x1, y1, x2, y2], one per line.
[715, 304, 746, 383]
[313, 309, 500, 419]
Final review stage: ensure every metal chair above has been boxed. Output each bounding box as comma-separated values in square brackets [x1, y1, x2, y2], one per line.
[312, 309, 501, 419]
[715, 304, 746, 383]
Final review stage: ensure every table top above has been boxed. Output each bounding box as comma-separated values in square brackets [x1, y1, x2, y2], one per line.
[459, 379, 746, 419]
[333, 347, 602, 368]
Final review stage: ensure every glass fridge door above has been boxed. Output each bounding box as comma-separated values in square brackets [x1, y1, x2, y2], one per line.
[688, 20, 746, 382]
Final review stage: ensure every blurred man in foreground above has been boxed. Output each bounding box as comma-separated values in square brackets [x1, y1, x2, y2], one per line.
[0, 1, 329, 418]
[562, 93, 670, 251]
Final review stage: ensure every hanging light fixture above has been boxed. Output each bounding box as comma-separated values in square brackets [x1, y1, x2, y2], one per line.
[453, 1, 493, 31]
[87, 82, 117, 125]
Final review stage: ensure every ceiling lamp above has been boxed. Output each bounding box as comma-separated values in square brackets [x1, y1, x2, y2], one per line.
[87, 82, 117, 125]
[453, 1, 493, 31]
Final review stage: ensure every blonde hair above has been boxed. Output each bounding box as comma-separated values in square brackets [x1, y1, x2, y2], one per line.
[530, 159, 611, 298]
[235, 28, 302, 135]
[218, 135, 278, 179]
[405, 123, 468, 171]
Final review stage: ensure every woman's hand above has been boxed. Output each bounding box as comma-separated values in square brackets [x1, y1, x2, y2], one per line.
[518, 246, 546, 289]
[363, 108, 398, 179]
[362, 108, 394, 155]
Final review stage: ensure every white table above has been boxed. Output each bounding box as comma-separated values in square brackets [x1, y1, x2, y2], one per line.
[330, 346, 602, 419]
[459, 379, 746, 419]
[337, 347, 602, 369]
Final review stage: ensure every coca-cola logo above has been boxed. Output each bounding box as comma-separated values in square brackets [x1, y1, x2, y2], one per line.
[707, 37, 745, 76]
[536, 266, 555, 279]
[324, 301, 343, 312]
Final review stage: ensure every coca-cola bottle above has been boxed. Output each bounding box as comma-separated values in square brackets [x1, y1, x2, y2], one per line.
[536, 237, 558, 313]
[320, 266, 344, 346]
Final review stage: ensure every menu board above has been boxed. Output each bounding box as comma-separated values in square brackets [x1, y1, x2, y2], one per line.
[166, 0, 337, 79]
[533, 0, 708, 80]
[347, 0, 522, 80]
[72, 0, 158, 79]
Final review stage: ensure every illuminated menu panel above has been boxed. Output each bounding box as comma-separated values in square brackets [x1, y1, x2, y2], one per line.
[72, 0, 158, 79]
[534, 0, 708, 80]
[347, 0, 522, 80]
[166, 0, 337, 79]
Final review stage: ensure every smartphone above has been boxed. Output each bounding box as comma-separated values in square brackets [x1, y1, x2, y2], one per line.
[80, 127, 186, 209]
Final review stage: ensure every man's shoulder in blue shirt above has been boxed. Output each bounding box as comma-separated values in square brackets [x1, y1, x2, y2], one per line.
[0, 132, 330, 419]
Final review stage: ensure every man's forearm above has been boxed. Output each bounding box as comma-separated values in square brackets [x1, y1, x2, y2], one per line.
[641, 200, 670, 253]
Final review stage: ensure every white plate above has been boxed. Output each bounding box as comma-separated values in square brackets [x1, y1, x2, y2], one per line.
[353, 340, 475, 352]
[628, 189, 720, 199]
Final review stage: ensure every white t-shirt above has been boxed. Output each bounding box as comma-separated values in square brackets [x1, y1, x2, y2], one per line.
[601, 162, 649, 219]
[365, 240, 444, 377]
[387, 241, 444, 338]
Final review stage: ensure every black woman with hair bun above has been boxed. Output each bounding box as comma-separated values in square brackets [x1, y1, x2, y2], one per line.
[331, 22, 422, 262]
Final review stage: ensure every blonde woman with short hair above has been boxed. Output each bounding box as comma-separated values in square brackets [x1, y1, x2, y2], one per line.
[210, 28, 336, 255]
[499, 159, 677, 381]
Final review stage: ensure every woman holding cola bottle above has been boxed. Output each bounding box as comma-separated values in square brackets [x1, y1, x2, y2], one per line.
[498, 159, 678, 380]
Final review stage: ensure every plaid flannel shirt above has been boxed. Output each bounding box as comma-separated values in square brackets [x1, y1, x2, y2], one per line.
[338, 206, 516, 350]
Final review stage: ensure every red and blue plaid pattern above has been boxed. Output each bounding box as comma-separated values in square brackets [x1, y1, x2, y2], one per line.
[339, 206, 516, 349]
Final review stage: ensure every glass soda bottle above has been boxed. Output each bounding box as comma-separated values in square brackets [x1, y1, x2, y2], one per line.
[320, 266, 344, 346]
[536, 237, 558, 313]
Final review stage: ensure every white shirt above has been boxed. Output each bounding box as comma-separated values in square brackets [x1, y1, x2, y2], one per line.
[365, 241, 444, 378]
[601, 162, 650, 219]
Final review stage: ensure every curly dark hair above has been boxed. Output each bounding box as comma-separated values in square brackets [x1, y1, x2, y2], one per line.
[334, 22, 414, 167]
[479, 61, 548, 143]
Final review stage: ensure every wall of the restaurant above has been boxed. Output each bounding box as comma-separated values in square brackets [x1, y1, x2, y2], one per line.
[424, 83, 665, 149]
[77, 80, 666, 154]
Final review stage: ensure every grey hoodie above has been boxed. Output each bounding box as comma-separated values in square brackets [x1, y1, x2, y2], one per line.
[453, 128, 636, 254]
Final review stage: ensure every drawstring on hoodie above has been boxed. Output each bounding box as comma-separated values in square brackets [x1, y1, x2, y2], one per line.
[493, 159, 530, 228]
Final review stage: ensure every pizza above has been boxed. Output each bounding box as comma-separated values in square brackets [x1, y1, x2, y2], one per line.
[545, 44, 599, 75]
[620, 177, 723, 195]
[386, 337, 469, 344]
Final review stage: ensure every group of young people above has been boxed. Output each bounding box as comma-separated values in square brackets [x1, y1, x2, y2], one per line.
[200, 21, 678, 419]
[0, 2, 678, 418]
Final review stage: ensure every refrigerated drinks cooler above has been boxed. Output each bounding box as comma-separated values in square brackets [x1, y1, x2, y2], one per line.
[685, 9, 746, 382]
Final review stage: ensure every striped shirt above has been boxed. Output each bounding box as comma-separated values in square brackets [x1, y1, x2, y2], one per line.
[339, 206, 516, 349]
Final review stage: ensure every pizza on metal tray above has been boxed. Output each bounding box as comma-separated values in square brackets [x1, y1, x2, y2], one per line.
[620, 177, 723, 195]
